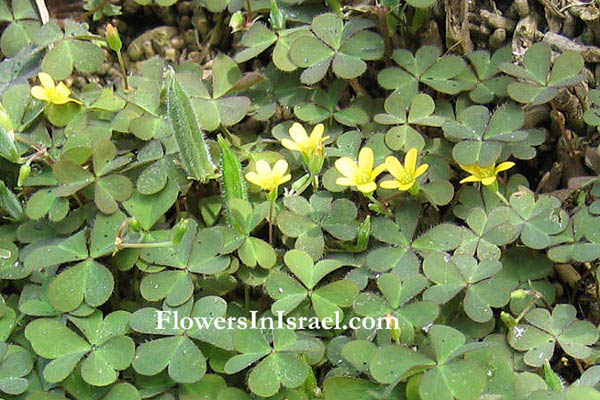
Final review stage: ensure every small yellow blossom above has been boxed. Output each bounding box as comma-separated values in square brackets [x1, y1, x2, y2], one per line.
[30, 73, 82, 105]
[282, 123, 329, 156]
[380, 148, 428, 192]
[335, 147, 386, 194]
[459, 161, 515, 186]
[245, 159, 291, 193]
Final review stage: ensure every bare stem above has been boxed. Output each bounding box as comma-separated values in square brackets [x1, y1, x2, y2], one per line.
[116, 51, 130, 91]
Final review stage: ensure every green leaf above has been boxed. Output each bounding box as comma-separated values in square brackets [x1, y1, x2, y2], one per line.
[102, 383, 141, 400]
[548, 51, 584, 87]
[239, 237, 276, 269]
[419, 359, 487, 400]
[212, 54, 242, 99]
[123, 178, 179, 230]
[248, 353, 308, 397]
[234, 23, 277, 63]
[140, 270, 193, 306]
[286, 251, 344, 290]
[323, 377, 384, 400]
[312, 13, 343, 49]
[289, 36, 334, 68]
[25, 318, 90, 378]
[412, 224, 463, 253]
[370, 344, 435, 384]
[48, 259, 114, 312]
[42, 39, 104, 81]
[24, 229, 88, 270]
[523, 43, 551, 84]
[53, 159, 95, 197]
[312, 280, 358, 320]
[265, 270, 308, 315]
[508, 304, 599, 367]
[218, 136, 247, 223]
[167, 70, 216, 182]
[133, 335, 206, 383]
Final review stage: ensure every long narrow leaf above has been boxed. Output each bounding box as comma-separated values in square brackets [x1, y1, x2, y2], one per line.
[166, 69, 216, 182]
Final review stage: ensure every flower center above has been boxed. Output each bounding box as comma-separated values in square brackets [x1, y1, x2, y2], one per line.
[355, 170, 372, 185]
[477, 165, 496, 178]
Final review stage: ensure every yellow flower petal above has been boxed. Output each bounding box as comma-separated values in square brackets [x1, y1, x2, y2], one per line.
[495, 161, 515, 173]
[460, 175, 481, 184]
[31, 86, 49, 101]
[245, 172, 262, 187]
[404, 148, 418, 177]
[357, 182, 377, 193]
[54, 82, 75, 104]
[385, 156, 406, 180]
[278, 173, 291, 185]
[255, 159, 271, 177]
[281, 139, 301, 152]
[481, 176, 497, 186]
[309, 123, 325, 143]
[289, 122, 309, 144]
[380, 179, 400, 189]
[458, 163, 479, 175]
[38, 72, 55, 90]
[272, 159, 289, 178]
[397, 181, 415, 191]
[336, 177, 355, 186]
[414, 164, 429, 178]
[372, 163, 387, 179]
[358, 147, 374, 174]
[335, 157, 358, 178]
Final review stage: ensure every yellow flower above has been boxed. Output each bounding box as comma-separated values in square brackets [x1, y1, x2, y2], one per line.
[380, 148, 428, 192]
[335, 147, 386, 193]
[30, 73, 82, 105]
[281, 123, 329, 156]
[245, 159, 291, 193]
[459, 161, 515, 186]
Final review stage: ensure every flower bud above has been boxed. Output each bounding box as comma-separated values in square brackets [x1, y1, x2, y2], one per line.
[106, 24, 122, 52]
[17, 164, 31, 187]
[229, 11, 244, 33]
[171, 218, 190, 244]
[386, 313, 401, 342]
[510, 289, 529, 299]
[500, 311, 516, 329]
[269, 0, 285, 30]
[129, 217, 142, 232]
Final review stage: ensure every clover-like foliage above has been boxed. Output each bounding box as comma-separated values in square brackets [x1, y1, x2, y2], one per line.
[288, 13, 384, 84]
[1, 2, 600, 399]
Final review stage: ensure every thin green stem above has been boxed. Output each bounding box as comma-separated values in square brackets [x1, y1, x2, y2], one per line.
[117, 240, 173, 249]
[268, 198, 275, 245]
[494, 189, 510, 206]
[245, 286, 250, 316]
[116, 51, 130, 91]
[311, 174, 319, 192]
[366, 193, 393, 217]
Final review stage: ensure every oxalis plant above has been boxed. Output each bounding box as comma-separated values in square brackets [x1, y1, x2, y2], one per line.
[2, 0, 600, 399]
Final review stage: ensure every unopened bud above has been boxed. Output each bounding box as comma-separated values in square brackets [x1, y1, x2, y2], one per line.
[500, 311, 516, 329]
[510, 289, 529, 299]
[386, 313, 401, 342]
[129, 217, 142, 232]
[17, 164, 31, 187]
[171, 218, 190, 244]
[229, 11, 244, 33]
[106, 24, 122, 52]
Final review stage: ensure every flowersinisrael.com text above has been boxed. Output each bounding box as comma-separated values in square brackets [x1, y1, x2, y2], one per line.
[156, 310, 398, 331]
